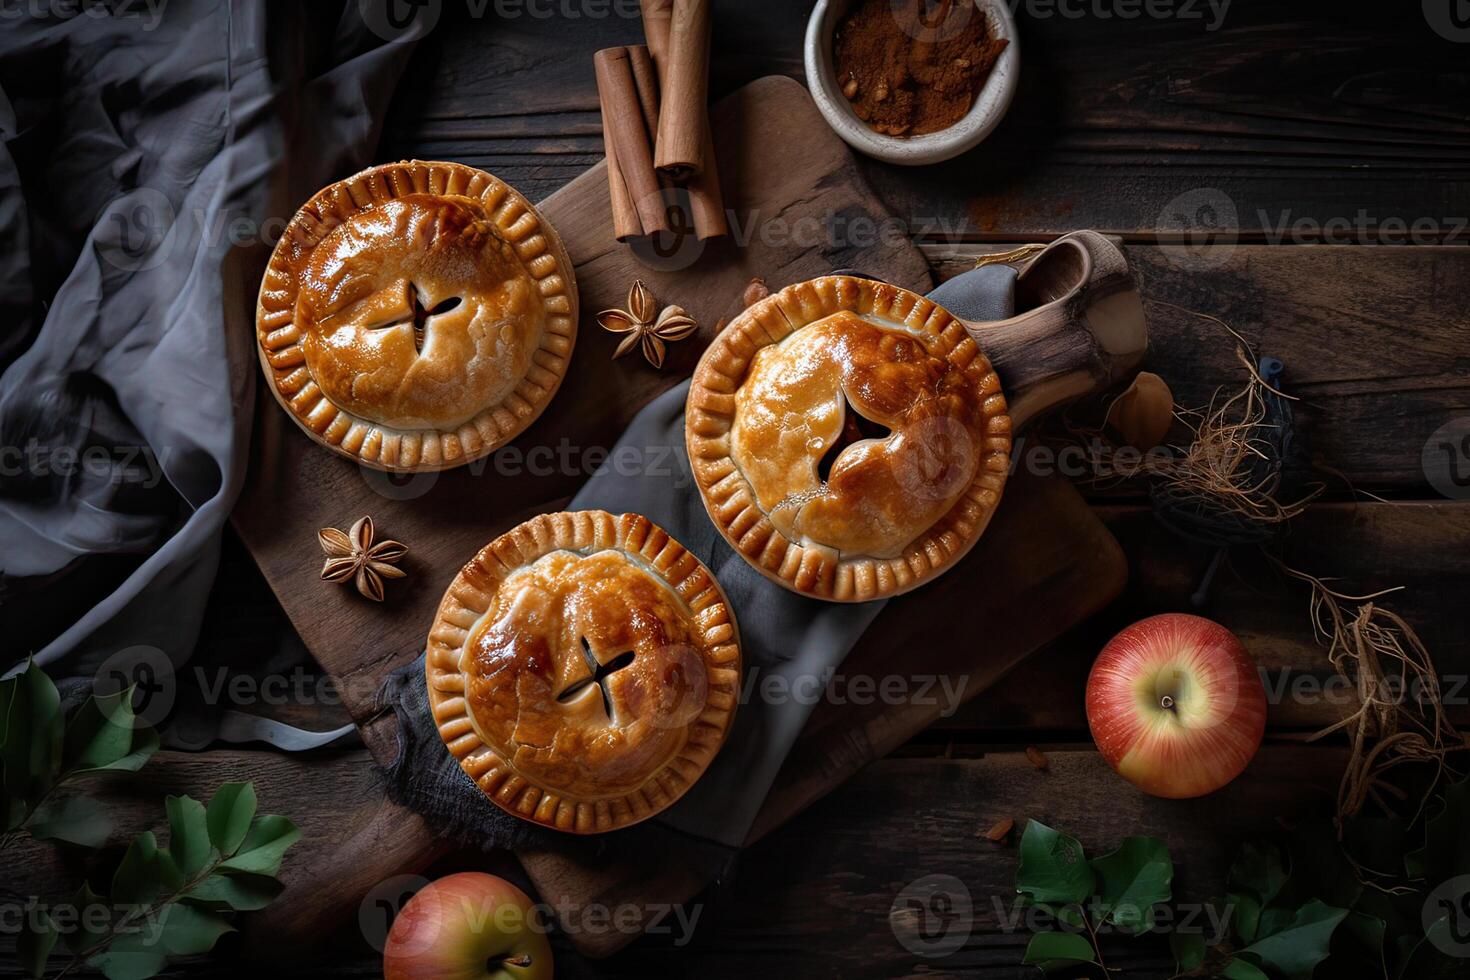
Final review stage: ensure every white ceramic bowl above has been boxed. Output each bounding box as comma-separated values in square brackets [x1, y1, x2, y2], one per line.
[804, 0, 1019, 166]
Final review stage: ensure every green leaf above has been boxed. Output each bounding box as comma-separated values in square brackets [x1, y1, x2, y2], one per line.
[0, 671, 15, 746]
[3, 662, 63, 810]
[1021, 931, 1096, 970]
[112, 831, 183, 909]
[1041, 901, 1087, 930]
[1255, 903, 1300, 941]
[1406, 775, 1470, 879]
[205, 782, 256, 857]
[165, 795, 212, 878]
[1221, 957, 1270, 980]
[63, 881, 112, 955]
[17, 907, 58, 979]
[63, 689, 135, 771]
[1017, 821, 1095, 908]
[81, 727, 159, 776]
[0, 674, 16, 827]
[26, 792, 113, 847]
[1227, 841, 1287, 943]
[90, 902, 232, 978]
[1231, 892, 1263, 945]
[218, 814, 300, 875]
[1240, 898, 1348, 980]
[153, 902, 234, 955]
[184, 871, 285, 911]
[1343, 910, 1386, 958]
[1230, 841, 1287, 907]
[1170, 930, 1206, 972]
[67, 705, 158, 777]
[88, 947, 168, 980]
[1090, 836, 1173, 932]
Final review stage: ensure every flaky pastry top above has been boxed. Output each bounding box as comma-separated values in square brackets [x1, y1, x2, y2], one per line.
[687, 277, 1012, 601]
[256, 161, 576, 472]
[426, 511, 740, 834]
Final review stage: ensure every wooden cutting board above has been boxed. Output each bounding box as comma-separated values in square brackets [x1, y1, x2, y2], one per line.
[232, 76, 1128, 958]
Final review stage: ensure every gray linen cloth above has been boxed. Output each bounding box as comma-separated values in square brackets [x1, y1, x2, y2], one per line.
[382, 264, 1018, 853]
[0, 3, 420, 675]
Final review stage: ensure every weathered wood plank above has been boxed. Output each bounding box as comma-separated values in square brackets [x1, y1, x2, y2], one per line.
[933, 501, 1470, 736]
[384, 1, 1470, 233]
[0, 748, 437, 967]
[927, 243, 1470, 493]
[603, 745, 1346, 979]
[0, 744, 1347, 978]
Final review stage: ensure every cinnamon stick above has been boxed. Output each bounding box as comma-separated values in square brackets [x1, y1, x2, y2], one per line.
[627, 44, 661, 136]
[687, 122, 727, 240]
[636, 12, 723, 239]
[598, 74, 642, 242]
[594, 46, 668, 236]
[653, 0, 710, 178]
[639, 0, 673, 86]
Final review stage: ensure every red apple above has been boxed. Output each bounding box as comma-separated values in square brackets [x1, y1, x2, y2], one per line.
[1086, 613, 1267, 798]
[383, 873, 553, 980]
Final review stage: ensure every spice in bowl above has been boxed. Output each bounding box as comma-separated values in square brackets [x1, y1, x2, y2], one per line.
[834, 0, 1008, 138]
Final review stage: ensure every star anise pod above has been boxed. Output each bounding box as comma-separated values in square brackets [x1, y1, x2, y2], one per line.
[319, 516, 407, 602]
[596, 280, 698, 369]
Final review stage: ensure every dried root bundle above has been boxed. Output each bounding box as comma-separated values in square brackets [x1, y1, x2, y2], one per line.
[1281, 564, 1466, 828]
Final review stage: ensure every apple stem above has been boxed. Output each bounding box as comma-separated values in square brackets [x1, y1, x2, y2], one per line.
[1160, 695, 1177, 712]
[490, 953, 534, 968]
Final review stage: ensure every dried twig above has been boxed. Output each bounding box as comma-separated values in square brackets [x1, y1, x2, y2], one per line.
[1276, 561, 1467, 831]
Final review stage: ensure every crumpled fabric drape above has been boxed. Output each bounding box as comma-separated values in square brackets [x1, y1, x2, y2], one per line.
[0, 2, 420, 676]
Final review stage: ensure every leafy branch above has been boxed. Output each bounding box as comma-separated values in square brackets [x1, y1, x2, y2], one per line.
[2, 661, 159, 850]
[1012, 776, 1470, 980]
[1014, 820, 1186, 976]
[20, 781, 300, 980]
[1221, 775, 1470, 980]
[5, 662, 300, 978]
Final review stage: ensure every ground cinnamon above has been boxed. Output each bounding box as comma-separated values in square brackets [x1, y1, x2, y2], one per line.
[834, 0, 1007, 137]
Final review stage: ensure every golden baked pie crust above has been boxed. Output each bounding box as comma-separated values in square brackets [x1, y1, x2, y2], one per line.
[686, 276, 1012, 602]
[426, 511, 741, 834]
[255, 160, 577, 472]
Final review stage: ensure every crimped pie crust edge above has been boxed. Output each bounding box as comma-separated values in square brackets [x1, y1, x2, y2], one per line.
[254, 159, 578, 473]
[424, 510, 742, 835]
[685, 275, 1013, 602]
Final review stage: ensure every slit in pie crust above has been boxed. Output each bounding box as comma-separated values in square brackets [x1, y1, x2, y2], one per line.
[426, 511, 742, 834]
[255, 160, 577, 472]
[686, 276, 1013, 602]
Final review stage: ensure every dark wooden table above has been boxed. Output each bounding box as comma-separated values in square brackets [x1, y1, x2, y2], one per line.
[9, 1, 1469, 976]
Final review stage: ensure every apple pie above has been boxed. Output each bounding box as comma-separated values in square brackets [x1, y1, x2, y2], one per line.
[255, 160, 577, 472]
[686, 276, 1013, 602]
[426, 511, 741, 833]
